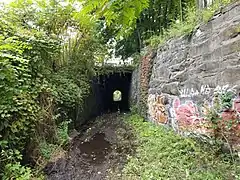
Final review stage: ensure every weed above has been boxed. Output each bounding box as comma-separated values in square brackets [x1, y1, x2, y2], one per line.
[121, 114, 240, 179]
[57, 120, 71, 146]
[39, 141, 58, 160]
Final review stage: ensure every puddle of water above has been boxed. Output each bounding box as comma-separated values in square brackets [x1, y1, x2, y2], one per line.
[79, 133, 111, 164]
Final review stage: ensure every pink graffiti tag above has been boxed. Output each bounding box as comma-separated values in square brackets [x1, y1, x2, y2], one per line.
[173, 98, 203, 127]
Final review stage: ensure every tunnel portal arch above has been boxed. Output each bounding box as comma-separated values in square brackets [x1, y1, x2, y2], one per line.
[75, 67, 133, 128]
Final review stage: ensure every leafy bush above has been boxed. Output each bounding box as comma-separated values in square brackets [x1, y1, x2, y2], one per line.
[122, 114, 240, 179]
[0, 140, 33, 180]
[220, 92, 234, 110]
[0, 17, 43, 177]
[0, 1, 95, 178]
[51, 74, 82, 108]
[2, 162, 32, 180]
[38, 119, 70, 162]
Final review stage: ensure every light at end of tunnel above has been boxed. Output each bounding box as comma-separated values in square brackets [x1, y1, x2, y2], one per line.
[113, 90, 122, 102]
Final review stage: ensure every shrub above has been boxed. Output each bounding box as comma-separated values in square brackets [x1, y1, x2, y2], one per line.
[3, 162, 32, 180]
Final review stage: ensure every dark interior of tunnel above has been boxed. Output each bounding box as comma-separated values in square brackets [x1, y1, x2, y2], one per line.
[75, 71, 132, 127]
[97, 72, 132, 113]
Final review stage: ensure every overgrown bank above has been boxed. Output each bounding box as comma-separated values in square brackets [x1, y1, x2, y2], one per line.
[1, 0, 239, 179]
[0, 1, 102, 179]
[120, 114, 240, 179]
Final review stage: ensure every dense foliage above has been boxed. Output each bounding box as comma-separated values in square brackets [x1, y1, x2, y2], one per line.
[115, 0, 196, 58]
[0, 0, 105, 179]
[80, 0, 236, 59]
[122, 114, 240, 179]
[79, 0, 195, 59]
[0, 0, 238, 179]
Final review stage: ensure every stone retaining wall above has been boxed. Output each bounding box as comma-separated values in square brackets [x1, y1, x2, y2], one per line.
[131, 2, 240, 143]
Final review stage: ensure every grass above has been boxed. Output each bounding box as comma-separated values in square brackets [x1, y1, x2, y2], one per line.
[121, 114, 240, 180]
[145, 0, 236, 48]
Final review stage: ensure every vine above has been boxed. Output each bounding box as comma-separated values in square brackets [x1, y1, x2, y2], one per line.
[94, 65, 134, 76]
[137, 49, 156, 117]
[0, 1, 101, 178]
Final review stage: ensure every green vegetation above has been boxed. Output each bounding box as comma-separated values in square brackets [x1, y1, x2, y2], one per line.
[0, 0, 239, 179]
[146, 0, 236, 48]
[122, 114, 240, 179]
[78, 0, 150, 38]
[38, 120, 71, 161]
[84, 0, 196, 59]
[3, 162, 33, 180]
[81, 0, 236, 60]
[0, 0, 104, 179]
[95, 65, 134, 76]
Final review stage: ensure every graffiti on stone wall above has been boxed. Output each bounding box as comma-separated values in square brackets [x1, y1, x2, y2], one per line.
[179, 84, 237, 98]
[148, 94, 168, 124]
[172, 91, 240, 136]
[172, 98, 211, 134]
[147, 85, 240, 139]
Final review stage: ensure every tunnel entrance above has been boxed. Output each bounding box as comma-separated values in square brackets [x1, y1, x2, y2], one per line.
[98, 72, 132, 113]
[75, 68, 133, 127]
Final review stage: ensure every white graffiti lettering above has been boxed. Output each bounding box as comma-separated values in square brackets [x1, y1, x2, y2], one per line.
[179, 84, 237, 98]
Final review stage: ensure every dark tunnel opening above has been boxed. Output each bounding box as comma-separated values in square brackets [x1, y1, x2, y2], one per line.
[97, 72, 132, 113]
[75, 71, 132, 128]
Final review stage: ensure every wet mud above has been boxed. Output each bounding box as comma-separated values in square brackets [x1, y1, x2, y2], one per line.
[44, 113, 135, 180]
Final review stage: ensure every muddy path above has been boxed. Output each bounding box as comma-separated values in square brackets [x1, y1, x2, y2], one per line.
[44, 113, 135, 180]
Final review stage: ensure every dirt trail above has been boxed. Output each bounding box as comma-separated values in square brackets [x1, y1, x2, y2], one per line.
[44, 113, 134, 180]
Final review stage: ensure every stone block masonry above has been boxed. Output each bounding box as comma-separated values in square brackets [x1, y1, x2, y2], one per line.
[131, 1, 240, 146]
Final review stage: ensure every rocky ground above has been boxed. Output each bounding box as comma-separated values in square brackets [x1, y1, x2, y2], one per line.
[44, 113, 135, 180]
